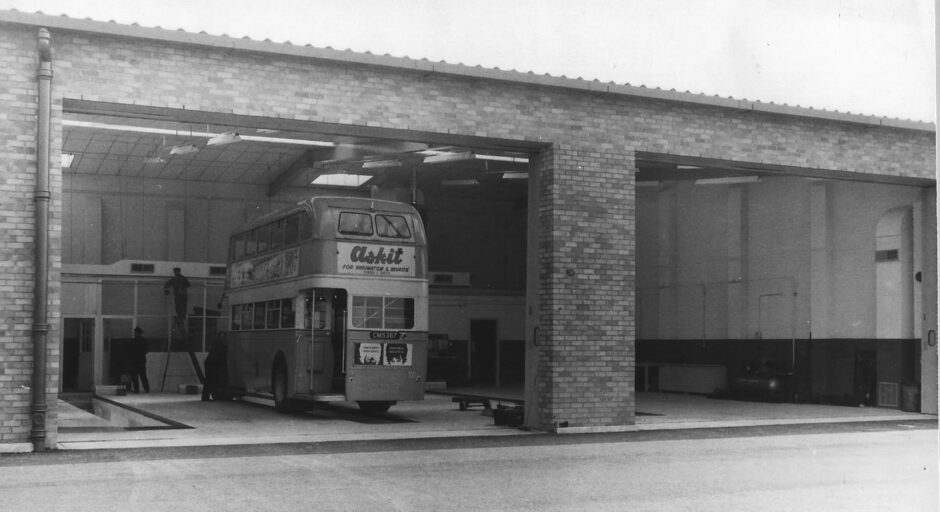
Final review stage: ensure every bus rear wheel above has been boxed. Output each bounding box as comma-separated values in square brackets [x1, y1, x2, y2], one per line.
[357, 401, 395, 414]
[272, 359, 295, 413]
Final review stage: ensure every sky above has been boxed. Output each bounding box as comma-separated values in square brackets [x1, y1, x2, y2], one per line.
[0, 0, 935, 122]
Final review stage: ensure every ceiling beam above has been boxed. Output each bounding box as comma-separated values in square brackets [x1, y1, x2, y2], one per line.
[64, 99, 548, 153]
[267, 149, 323, 197]
[635, 151, 935, 186]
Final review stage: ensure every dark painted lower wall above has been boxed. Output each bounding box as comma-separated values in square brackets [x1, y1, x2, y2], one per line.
[637, 338, 919, 409]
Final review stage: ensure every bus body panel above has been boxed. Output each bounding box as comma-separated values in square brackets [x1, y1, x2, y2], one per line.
[223, 197, 429, 411]
[344, 330, 427, 401]
[227, 329, 299, 396]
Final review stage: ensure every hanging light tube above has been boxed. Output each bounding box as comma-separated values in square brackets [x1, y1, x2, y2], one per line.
[64, 120, 336, 147]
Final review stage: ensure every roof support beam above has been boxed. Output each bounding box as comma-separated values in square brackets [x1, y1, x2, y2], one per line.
[267, 149, 326, 197]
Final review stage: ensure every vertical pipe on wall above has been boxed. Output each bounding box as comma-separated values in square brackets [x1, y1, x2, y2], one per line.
[30, 28, 53, 452]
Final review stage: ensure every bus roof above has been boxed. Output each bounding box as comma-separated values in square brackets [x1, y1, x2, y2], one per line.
[232, 196, 421, 234]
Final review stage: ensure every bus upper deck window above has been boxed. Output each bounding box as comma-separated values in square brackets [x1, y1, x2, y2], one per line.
[270, 219, 285, 251]
[284, 214, 300, 245]
[375, 215, 412, 239]
[338, 212, 373, 236]
[232, 233, 247, 260]
[256, 224, 271, 253]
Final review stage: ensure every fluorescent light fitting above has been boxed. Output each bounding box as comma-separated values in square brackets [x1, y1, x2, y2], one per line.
[63, 120, 335, 148]
[501, 172, 528, 180]
[476, 154, 529, 163]
[239, 135, 334, 147]
[311, 174, 373, 187]
[143, 155, 166, 165]
[206, 131, 241, 146]
[423, 152, 475, 164]
[694, 176, 760, 186]
[441, 179, 479, 186]
[419, 150, 529, 164]
[362, 159, 402, 169]
[169, 144, 199, 156]
[61, 153, 74, 168]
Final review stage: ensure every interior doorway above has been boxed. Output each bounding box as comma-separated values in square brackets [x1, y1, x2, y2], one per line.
[61, 318, 95, 392]
[470, 319, 498, 386]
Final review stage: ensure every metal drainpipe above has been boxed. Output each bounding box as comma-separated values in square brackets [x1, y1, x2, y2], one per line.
[30, 28, 53, 452]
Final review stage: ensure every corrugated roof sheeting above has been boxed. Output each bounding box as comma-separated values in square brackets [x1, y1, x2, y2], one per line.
[0, 9, 932, 133]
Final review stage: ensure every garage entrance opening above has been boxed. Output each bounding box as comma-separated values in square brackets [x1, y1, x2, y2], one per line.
[60, 101, 540, 410]
[635, 152, 934, 412]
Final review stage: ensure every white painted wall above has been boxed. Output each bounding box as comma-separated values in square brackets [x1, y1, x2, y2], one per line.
[637, 176, 929, 340]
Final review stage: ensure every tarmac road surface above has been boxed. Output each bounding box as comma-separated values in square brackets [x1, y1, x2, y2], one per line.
[2, 421, 936, 511]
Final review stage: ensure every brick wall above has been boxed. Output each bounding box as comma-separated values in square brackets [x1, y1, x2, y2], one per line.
[0, 24, 61, 449]
[0, 20, 935, 442]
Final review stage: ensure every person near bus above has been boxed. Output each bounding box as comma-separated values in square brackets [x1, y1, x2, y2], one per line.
[130, 326, 150, 393]
[202, 331, 229, 401]
[164, 267, 191, 334]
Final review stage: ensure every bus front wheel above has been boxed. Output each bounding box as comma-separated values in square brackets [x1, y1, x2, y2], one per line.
[358, 401, 395, 414]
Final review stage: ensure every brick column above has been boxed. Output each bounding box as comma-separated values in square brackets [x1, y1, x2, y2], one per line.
[533, 144, 636, 431]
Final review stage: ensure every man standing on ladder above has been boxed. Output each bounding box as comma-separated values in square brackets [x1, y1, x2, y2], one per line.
[164, 267, 191, 335]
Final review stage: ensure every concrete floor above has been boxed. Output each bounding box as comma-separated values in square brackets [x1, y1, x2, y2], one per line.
[54, 389, 932, 450]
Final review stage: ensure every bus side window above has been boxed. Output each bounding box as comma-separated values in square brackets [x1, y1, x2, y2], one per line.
[244, 230, 257, 257]
[314, 290, 330, 330]
[303, 292, 312, 329]
[280, 298, 295, 328]
[231, 304, 242, 330]
[231, 233, 246, 260]
[270, 219, 285, 251]
[284, 214, 300, 245]
[256, 224, 270, 253]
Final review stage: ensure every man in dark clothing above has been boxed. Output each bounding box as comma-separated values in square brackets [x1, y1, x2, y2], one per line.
[164, 267, 191, 334]
[202, 332, 229, 401]
[130, 326, 150, 393]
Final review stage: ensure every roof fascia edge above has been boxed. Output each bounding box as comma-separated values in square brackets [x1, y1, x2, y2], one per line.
[2, 10, 933, 133]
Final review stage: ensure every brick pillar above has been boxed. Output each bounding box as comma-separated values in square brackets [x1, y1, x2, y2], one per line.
[532, 144, 636, 432]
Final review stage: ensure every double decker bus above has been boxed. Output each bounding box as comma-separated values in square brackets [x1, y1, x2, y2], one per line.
[222, 196, 428, 413]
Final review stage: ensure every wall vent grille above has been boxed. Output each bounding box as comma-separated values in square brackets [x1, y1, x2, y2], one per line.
[130, 263, 155, 273]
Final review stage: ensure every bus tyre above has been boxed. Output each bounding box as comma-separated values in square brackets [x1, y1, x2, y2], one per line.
[272, 359, 294, 413]
[358, 401, 394, 414]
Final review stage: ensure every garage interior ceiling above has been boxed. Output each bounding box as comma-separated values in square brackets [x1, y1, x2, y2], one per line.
[61, 110, 533, 196]
[62, 104, 929, 195]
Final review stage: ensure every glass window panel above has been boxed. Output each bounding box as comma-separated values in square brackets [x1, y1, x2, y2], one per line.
[352, 296, 383, 328]
[384, 297, 415, 329]
[299, 213, 311, 240]
[284, 214, 300, 245]
[313, 290, 329, 330]
[255, 225, 270, 253]
[205, 285, 225, 317]
[338, 212, 373, 236]
[62, 282, 96, 316]
[232, 232, 246, 260]
[281, 298, 295, 329]
[244, 231, 257, 257]
[375, 214, 412, 239]
[266, 300, 281, 329]
[231, 304, 242, 330]
[133, 317, 168, 352]
[101, 281, 134, 315]
[135, 283, 166, 315]
[270, 219, 285, 250]
[241, 303, 254, 330]
[253, 302, 267, 329]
